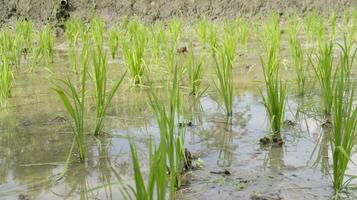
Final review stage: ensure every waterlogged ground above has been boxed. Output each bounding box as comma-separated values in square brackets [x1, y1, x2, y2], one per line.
[1, 31, 357, 200]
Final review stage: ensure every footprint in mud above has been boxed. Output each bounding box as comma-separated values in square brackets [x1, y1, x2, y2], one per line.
[48, 116, 66, 124]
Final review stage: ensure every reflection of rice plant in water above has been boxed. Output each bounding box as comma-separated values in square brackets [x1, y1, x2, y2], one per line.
[0, 56, 13, 107]
[330, 63, 357, 195]
[149, 66, 186, 199]
[287, 14, 307, 96]
[53, 38, 89, 162]
[260, 13, 286, 138]
[122, 19, 147, 85]
[211, 32, 236, 117]
[92, 47, 126, 135]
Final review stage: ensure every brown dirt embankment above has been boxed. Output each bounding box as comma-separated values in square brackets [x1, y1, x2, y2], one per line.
[0, 0, 354, 27]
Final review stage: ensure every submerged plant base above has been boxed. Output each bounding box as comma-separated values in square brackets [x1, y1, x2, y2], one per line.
[259, 135, 284, 147]
[321, 119, 333, 129]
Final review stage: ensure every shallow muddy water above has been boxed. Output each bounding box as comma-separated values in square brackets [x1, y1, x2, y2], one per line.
[0, 34, 357, 200]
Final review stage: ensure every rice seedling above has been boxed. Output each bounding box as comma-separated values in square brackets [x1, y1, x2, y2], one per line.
[52, 37, 89, 162]
[329, 12, 337, 41]
[196, 17, 209, 47]
[32, 25, 54, 67]
[260, 13, 286, 139]
[304, 10, 325, 43]
[234, 17, 249, 46]
[186, 50, 204, 96]
[223, 17, 249, 47]
[167, 18, 182, 47]
[287, 14, 307, 96]
[15, 19, 33, 65]
[91, 47, 126, 135]
[15, 19, 33, 51]
[309, 38, 334, 117]
[150, 23, 167, 62]
[122, 141, 167, 200]
[121, 19, 147, 85]
[0, 30, 15, 61]
[211, 32, 236, 117]
[90, 18, 105, 52]
[108, 25, 120, 59]
[65, 19, 83, 73]
[0, 56, 13, 108]
[330, 63, 357, 195]
[149, 66, 187, 199]
[337, 35, 357, 89]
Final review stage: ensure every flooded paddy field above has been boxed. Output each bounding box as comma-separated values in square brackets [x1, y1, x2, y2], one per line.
[1, 10, 357, 200]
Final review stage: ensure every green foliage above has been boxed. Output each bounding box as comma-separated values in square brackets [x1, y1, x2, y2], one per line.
[108, 25, 120, 59]
[186, 50, 204, 96]
[287, 14, 307, 95]
[260, 13, 286, 136]
[197, 18, 209, 47]
[53, 36, 90, 162]
[122, 19, 147, 85]
[32, 25, 54, 67]
[309, 39, 334, 116]
[91, 47, 126, 135]
[211, 32, 236, 117]
[331, 55, 357, 194]
[0, 56, 13, 107]
[149, 67, 186, 199]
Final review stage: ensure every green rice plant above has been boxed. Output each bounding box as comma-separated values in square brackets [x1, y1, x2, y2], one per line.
[0, 30, 15, 62]
[150, 23, 167, 60]
[52, 37, 89, 162]
[122, 141, 168, 200]
[330, 64, 357, 195]
[196, 17, 209, 47]
[223, 17, 249, 47]
[337, 34, 357, 89]
[212, 33, 236, 117]
[65, 19, 83, 46]
[186, 50, 204, 96]
[65, 19, 84, 73]
[90, 18, 105, 52]
[121, 20, 147, 85]
[260, 13, 286, 137]
[91, 47, 126, 135]
[108, 25, 120, 59]
[167, 18, 182, 47]
[287, 14, 307, 96]
[207, 23, 218, 55]
[329, 12, 337, 41]
[149, 66, 186, 199]
[309, 39, 334, 116]
[234, 17, 249, 46]
[304, 11, 326, 46]
[0, 56, 13, 107]
[32, 25, 54, 67]
[15, 19, 33, 51]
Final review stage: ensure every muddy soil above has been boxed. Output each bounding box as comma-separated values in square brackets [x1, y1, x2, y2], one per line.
[0, 0, 354, 27]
